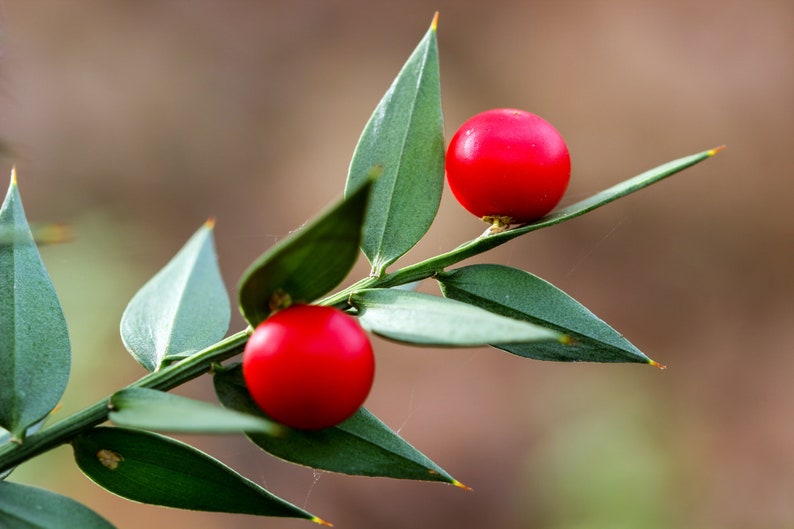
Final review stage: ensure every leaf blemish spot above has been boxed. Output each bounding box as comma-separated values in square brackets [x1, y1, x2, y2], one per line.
[97, 449, 124, 470]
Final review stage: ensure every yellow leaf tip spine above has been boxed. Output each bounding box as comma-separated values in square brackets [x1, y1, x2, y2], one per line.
[204, 217, 216, 230]
[10, 165, 17, 186]
[707, 145, 726, 157]
[431, 11, 439, 31]
[649, 359, 667, 370]
[312, 516, 333, 527]
[452, 479, 473, 491]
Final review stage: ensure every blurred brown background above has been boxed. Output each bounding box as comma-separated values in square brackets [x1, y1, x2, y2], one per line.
[1, 1, 792, 528]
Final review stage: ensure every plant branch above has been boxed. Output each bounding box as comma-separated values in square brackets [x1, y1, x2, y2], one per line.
[0, 147, 720, 476]
[321, 146, 721, 306]
[0, 330, 250, 475]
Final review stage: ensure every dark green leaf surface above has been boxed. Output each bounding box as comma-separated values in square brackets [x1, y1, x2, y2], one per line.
[214, 365, 464, 486]
[437, 264, 655, 364]
[0, 172, 70, 439]
[346, 13, 444, 276]
[72, 426, 324, 523]
[120, 221, 229, 372]
[109, 388, 283, 435]
[349, 288, 564, 347]
[0, 481, 116, 529]
[238, 180, 371, 327]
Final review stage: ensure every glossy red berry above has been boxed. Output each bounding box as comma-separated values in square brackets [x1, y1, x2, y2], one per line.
[445, 108, 571, 225]
[242, 305, 375, 430]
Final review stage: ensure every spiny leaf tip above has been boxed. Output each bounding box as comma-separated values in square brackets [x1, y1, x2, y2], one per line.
[452, 479, 473, 491]
[312, 516, 333, 527]
[649, 359, 667, 370]
[707, 145, 726, 157]
[10, 165, 17, 185]
[431, 11, 439, 31]
[204, 217, 217, 230]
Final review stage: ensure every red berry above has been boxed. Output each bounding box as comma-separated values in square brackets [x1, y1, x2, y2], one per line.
[242, 305, 374, 430]
[445, 108, 571, 225]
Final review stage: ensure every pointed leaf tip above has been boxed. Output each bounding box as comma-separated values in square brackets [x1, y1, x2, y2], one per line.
[312, 516, 334, 527]
[431, 11, 439, 31]
[204, 217, 216, 230]
[451, 479, 472, 491]
[707, 145, 726, 157]
[346, 17, 444, 275]
[649, 359, 667, 370]
[9, 166, 17, 186]
[0, 171, 71, 437]
[120, 223, 230, 371]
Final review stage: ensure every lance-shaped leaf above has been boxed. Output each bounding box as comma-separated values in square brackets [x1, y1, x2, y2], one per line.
[0, 170, 70, 439]
[349, 288, 565, 347]
[120, 220, 230, 372]
[437, 264, 658, 365]
[346, 13, 444, 276]
[445, 147, 724, 259]
[72, 426, 326, 524]
[0, 481, 116, 529]
[213, 365, 465, 486]
[109, 387, 283, 436]
[238, 180, 371, 327]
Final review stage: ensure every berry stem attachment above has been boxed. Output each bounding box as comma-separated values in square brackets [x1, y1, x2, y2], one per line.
[481, 215, 513, 236]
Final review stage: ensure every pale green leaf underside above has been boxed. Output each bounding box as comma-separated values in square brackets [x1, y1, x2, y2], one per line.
[109, 388, 282, 435]
[349, 288, 564, 347]
[0, 174, 70, 438]
[346, 16, 444, 276]
[120, 222, 230, 372]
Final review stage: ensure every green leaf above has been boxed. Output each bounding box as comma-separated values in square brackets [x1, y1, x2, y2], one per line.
[0, 481, 116, 529]
[120, 221, 230, 372]
[455, 147, 723, 254]
[349, 288, 564, 347]
[0, 171, 70, 439]
[214, 364, 464, 486]
[109, 388, 283, 436]
[72, 426, 326, 524]
[238, 180, 371, 327]
[346, 13, 444, 276]
[437, 264, 656, 365]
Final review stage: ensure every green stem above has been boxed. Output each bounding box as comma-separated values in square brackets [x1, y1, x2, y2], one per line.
[0, 147, 721, 475]
[318, 237, 486, 308]
[0, 330, 250, 475]
[322, 146, 722, 307]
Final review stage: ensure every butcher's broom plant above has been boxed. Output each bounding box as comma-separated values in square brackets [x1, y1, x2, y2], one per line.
[0, 13, 721, 528]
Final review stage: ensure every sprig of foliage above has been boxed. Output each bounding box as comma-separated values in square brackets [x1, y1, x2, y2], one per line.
[0, 13, 721, 528]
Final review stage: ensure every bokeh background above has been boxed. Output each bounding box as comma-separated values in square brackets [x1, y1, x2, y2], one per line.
[1, 1, 792, 528]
